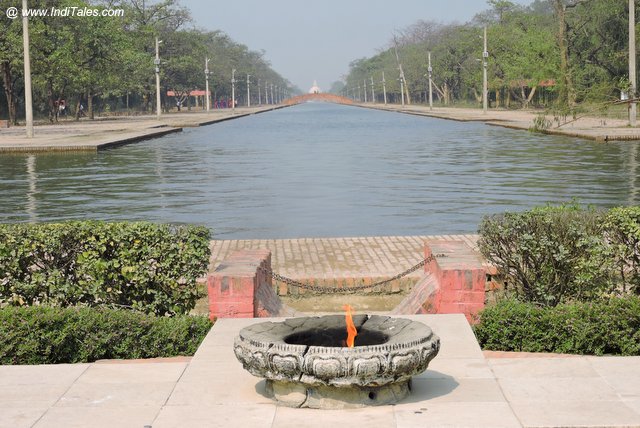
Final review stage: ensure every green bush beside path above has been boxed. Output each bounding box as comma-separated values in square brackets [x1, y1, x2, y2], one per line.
[0, 221, 210, 316]
[0, 306, 212, 365]
[474, 297, 640, 356]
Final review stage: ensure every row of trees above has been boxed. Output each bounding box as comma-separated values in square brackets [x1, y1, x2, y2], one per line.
[335, 0, 634, 109]
[0, 0, 294, 124]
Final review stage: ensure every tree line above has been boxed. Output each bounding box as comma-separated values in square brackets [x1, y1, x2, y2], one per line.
[0, 0, 293, 124]
[335, 0, 634, 110]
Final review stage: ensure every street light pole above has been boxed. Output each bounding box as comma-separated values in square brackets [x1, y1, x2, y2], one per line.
[370, 76, 375, 103]
[382, 71, 387, 105]
[22, 0, 33, 137]
[364, 79, 367, 103]
[246, 74, 251, 107]
[483, 26, 489, 114]
[630, 0, 637, 126]
[231, 68, 236, 111]
[155, 37, 162, 119]
[204, 57, 210, 112]
[428, 52, 433, 110]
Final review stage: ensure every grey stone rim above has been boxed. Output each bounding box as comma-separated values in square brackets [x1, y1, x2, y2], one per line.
[233, 315, 440, 388]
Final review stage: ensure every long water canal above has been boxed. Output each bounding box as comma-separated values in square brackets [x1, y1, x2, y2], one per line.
[1, 102, 638, 238]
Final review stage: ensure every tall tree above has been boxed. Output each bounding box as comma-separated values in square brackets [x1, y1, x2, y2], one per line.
[0, 6, 23, 124]
[553, 0, 586, 108]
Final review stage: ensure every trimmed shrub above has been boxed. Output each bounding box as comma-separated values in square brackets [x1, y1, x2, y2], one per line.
[478, 204, 615, 306]
[604, 206, 640, 294]
[0, 306, 212, 364]
[474, 297, 640, 355]
[0, 221, 210, 316]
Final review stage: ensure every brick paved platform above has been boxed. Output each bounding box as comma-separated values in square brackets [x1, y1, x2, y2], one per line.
[209, 234, 482, 295]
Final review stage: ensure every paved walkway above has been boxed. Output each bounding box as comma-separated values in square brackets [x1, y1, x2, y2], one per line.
[3, 314, 638, 427]
[0, 106, 282, 152]
[210, 234, 487, 295]
[211, 234, 480, 284]
[362, 103, 640, 142]
[3, 102, 639, 153]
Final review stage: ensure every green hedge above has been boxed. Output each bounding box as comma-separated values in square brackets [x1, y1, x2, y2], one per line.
[478, 203, 629, 306]
[474, 297, 640, 355]
[0, 221, 210, 316]
[604, 206, 640, 294]
[0, 306, 212, 364]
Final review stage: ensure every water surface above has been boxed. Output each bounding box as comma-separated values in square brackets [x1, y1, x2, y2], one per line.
[1, 102, 638, 238]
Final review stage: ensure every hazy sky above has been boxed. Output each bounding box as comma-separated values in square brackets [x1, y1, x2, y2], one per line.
[187, 0, 533, 92]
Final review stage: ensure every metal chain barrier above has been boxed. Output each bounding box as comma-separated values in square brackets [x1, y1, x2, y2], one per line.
[259, 253, 439, 293]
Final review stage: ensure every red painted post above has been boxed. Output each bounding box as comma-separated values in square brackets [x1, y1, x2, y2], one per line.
[207, 249, 271, 319]
[424, 240, 486, 323]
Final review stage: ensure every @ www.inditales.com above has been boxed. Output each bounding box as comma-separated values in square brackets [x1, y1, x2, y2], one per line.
[5, 6, 124, 19]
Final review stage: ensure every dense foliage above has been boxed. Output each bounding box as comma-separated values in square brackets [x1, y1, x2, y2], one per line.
[338, 0, 635, 110]
[0, 306, 212, 364]
[474, 297, 640, 355]
[603, 206, 640, 294]
[0, 0, 294, 123]
[479, 204, 640, 306]
[0, 221, 210, 316]
[478, 204, 615, 306]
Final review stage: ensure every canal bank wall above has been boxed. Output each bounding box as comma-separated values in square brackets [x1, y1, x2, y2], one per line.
[0, 105, 287, 153]
[356, 103, 640, 142]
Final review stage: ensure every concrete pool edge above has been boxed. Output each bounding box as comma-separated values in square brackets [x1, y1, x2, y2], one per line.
[355, 103, 640, 142]
[0, 105, 287, 154]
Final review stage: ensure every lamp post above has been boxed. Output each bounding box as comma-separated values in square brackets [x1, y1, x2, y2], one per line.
[630, 0, 637, 126]
[204, 57, 210, 112]
[155, 37, 162, 119]
[22, 0, 33, 137]
[364, 79, 368, 103]
[483, 26, 488, 114]
[246, 74, 251, 107]
[231, 68, 236, 111]
[370, 76, 375, 103]
[428, 52, 433, 110]
[382, 71, 387, 105]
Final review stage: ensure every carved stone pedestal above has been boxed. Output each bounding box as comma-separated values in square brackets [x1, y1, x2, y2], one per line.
[234, 315, 440, 409]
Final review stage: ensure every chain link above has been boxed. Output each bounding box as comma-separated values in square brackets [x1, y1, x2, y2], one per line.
[259, 253, 438, 293]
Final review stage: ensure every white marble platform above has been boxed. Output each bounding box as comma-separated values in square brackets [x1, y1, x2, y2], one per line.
[1, 314, 639, 427]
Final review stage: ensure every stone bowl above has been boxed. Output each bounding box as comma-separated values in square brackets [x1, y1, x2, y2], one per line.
[233, 314, 440, 408]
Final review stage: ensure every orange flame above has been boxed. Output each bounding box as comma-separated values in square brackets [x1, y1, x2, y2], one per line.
[343, 304, 357, 348]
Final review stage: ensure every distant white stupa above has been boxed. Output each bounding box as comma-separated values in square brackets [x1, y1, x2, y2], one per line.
[308, 80, 321, 94]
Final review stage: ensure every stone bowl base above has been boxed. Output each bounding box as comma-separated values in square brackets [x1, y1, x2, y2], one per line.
[265, 379, 411, 409]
